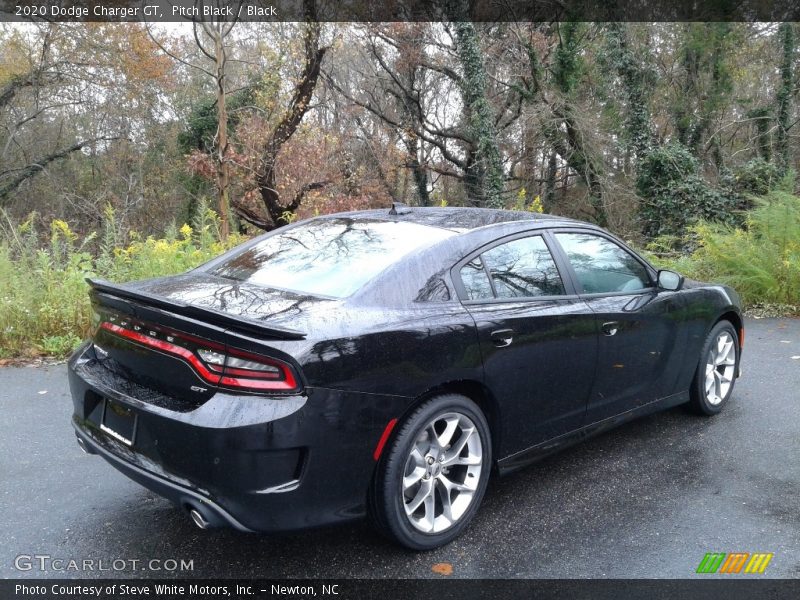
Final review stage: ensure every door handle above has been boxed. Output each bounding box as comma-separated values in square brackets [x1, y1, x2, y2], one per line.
[491, 329, 515, 348]
[602, 321, 620, 336]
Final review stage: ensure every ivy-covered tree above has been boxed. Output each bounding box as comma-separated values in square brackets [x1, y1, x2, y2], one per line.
[672, 23, 737, 168]
[604, 23, 655, 164]
[448, 17, 505, 208]
[516, 22, 608, 225]
[178, 86, 259, 155]
[636, 143, 736, 238]
[776, 23, 795, 175]
[326, 20, 521, 209]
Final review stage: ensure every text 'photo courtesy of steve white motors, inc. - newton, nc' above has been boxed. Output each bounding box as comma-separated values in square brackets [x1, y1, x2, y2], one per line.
[13, 583, 339, 597]
[12, 3, 278, 19]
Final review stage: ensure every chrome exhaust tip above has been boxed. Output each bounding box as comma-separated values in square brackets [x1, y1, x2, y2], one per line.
[189, 508, 209, 530]
[76, 436, 90, 454]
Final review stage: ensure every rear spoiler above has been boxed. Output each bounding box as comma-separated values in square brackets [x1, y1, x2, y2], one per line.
[86, 278, 307, 341]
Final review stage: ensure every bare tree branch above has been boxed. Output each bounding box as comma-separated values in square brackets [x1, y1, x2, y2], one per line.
[0, 137, 121, 203]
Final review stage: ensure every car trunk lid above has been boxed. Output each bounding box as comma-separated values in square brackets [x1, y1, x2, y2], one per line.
[87, 276, 310, 404]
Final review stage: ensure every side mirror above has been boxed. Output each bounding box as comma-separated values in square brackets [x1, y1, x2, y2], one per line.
[657, 269, 684, 291]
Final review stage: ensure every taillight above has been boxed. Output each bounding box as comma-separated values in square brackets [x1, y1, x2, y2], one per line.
[197, 347, 298, 391]
[99, 317, 299, 393]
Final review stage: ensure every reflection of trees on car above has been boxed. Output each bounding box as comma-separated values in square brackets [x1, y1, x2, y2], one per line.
[486, 251, 563, 298]
[212, 218, 455, 298]
[555, 233, 650, 293]
[483, 237, 564, 298]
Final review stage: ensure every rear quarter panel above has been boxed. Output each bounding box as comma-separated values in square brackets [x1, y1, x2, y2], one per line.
[289, 304, 483, 398]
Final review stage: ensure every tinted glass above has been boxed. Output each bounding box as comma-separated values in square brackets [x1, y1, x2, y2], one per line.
[479, 236, 565, 299]
[211, 218, 454, 298]
[555, 233, 651, 294]
[460, 257, 493, 300]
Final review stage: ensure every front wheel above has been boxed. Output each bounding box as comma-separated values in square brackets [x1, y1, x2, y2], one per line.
[370, 394, 491, 550]
[689, 320, 740, 415]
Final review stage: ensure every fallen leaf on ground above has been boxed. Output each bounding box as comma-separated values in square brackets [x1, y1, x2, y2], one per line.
[431, 563, 453, 576]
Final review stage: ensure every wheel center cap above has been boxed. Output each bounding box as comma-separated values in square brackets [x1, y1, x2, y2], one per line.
[430, 462, 442, 478]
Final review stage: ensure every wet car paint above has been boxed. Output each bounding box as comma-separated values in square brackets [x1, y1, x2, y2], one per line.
[68, 207, 743, 533]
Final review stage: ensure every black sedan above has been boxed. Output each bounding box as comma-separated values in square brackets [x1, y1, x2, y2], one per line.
[68, 206, 743, 550]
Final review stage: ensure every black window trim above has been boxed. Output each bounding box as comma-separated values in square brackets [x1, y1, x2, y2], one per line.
[471, 256, 499, 298]
[546, 227, 658, 298]
[451, 230, 580, 305]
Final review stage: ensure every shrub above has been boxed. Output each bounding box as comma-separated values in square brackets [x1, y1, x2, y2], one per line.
[636, 143, 737, 239]
[0, 203, 244, 358]
[647, 185, 800, 307]
[727, 158, 780, 198]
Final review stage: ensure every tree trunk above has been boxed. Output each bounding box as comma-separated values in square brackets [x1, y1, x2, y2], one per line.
[213, 25, 230, 241]
[545, 105, 607, 227]
[402, 132, 430, 206]
[544, 150, 557, 212]
[0, 138, 117, 204]
[520, 23, 608, 226]
[445, 5, 505, 208]
[776, 23, 795, 175]
[249, 0, 328, 230]
[393, 26, 431, 207]
[747, 107, 773, 162]
[606, 23, 653, 163]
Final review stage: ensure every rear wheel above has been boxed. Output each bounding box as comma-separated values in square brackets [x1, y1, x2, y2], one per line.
[370, 394, 491, 550]
[689, 320, 740, 415]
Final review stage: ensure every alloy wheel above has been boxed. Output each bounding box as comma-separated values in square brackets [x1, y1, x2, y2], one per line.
[704, 331, 736, 405]
[401, 412, 483, 534]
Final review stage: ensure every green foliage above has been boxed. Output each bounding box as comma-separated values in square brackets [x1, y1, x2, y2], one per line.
[177, 97, 218, 154]
[177, 86, 258, 154]
[674, 23, 737, 153]
[728, 158, 780, 197]
[40, 333, 84, 356]
[647, 187, 800, 306]
[553, 22, 587, 96]
[602, 23, 655, 158]
[450, 18, 505, 208]
[0, 203, 243, 358]
[636, 143, 737, 238]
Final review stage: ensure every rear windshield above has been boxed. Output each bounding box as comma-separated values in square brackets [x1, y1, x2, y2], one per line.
[210, 218, 455, 298]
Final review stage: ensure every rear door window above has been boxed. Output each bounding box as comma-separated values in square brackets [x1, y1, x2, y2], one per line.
[459, 235, 565, 300]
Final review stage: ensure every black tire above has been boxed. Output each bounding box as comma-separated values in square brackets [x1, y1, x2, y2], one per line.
[689, 320, 740, 415]
[369, 394, 491, 550]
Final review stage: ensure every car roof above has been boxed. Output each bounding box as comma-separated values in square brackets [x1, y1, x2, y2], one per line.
[314, 205, 582, 233]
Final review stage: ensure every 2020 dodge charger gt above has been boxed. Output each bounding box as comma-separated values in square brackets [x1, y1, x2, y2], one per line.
[68, 206, 743, 549]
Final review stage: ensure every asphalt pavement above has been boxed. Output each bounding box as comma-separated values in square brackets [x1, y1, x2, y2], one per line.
[1, 317, 798, 579]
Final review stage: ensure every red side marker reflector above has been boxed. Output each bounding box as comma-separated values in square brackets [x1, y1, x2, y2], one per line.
[373, 418, 399, 461]
[739, 327, 745, 350]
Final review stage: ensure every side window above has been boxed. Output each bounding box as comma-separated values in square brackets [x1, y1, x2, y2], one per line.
[555, 233, 651, 294]
[460, 258, 493, 300]
[459, 235, 565, 300]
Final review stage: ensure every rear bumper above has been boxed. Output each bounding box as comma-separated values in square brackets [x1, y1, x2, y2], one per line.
[72, 424, 254, 531]
[68, 343, 410, 532]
